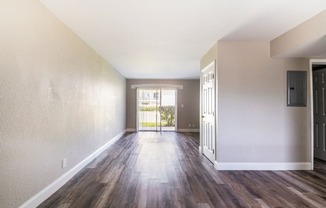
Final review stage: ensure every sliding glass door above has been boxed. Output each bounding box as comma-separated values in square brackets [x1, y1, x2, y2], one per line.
[160, 89, 176, 131]
[138, 88, 161, 131]
[137, 88, 176, 131]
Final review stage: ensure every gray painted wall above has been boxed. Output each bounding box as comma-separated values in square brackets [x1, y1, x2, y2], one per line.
[126, 79, 200, 131]
[0, 1, 126, 207]
[217, 42, 311, 163]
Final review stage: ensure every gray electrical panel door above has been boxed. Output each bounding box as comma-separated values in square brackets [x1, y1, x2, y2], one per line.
[287, 71, 307, 107]
[313, 68, 326, 161]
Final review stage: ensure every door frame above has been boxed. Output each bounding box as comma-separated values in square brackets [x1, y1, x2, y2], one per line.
[200, 60, 217, 164]
[136, 87, 178, 132]
[310, 59, 326, 169]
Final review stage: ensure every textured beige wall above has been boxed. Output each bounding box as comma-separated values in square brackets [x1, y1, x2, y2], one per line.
[271, 10, 326, 57]
[217, 42, 310, 163]
[0, 1, 126, 207]
[126, 79, 200, 130]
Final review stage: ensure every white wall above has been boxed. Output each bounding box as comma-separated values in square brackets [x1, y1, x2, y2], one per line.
[217, 42, 310, 163]
[0, 1, 126, 207]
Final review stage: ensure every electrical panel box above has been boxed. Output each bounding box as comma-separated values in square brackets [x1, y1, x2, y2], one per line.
[287, 71, 307, 107]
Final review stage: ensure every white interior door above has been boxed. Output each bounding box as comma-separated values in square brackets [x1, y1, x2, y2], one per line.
[201, 61, 216, 163]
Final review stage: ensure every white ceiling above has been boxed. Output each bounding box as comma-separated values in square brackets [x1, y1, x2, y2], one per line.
[40, 0, 326, 79]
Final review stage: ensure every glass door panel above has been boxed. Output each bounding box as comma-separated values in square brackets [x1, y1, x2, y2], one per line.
[138, 89, 160, 131]
[160, 89, 176, 131]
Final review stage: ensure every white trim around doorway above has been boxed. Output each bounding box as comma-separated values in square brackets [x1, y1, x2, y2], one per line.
[309, 59, 326, 170]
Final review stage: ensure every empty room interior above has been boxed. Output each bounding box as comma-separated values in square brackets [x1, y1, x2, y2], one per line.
[1, 0, 326, 207]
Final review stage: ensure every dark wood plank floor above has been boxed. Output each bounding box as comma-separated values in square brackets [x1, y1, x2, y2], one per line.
[39, 132, 326, 208]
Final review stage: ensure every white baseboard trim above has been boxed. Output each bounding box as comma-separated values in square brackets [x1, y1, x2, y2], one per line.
[198, 146, 202, 154]
[126, 128, 136, 132]
[19, 130, 126, 208]
[177, 129, 199, 133]
[214, 162, 312, 170]
[214, 161, 219, 170]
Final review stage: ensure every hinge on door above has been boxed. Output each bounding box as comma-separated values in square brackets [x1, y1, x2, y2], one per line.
[212, 149, 215, 154]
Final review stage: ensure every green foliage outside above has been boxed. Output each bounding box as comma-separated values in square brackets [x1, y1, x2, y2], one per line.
[139, 105, 175, 127]
[139, 106, 157, 111]
[140, 122, 157, 127]
[140, 121, 172, 127]
[159, 106, 175, 127]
